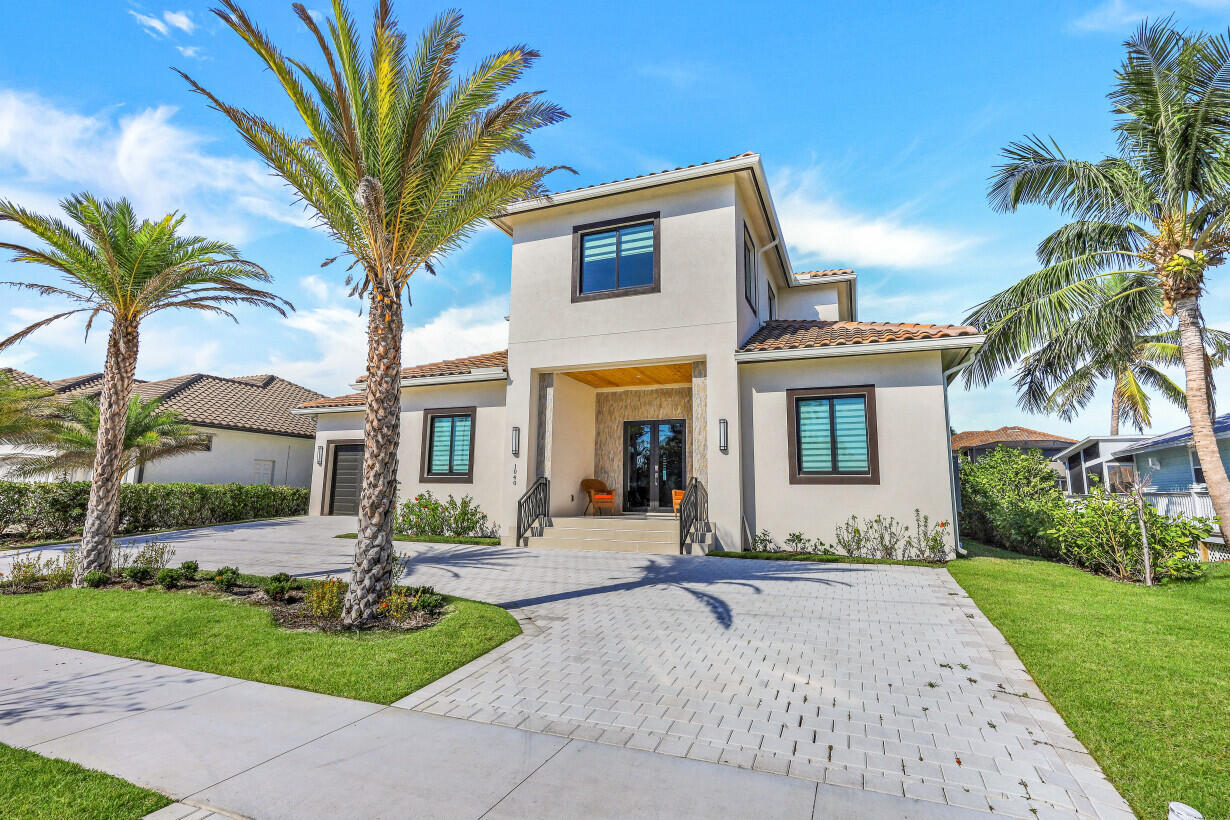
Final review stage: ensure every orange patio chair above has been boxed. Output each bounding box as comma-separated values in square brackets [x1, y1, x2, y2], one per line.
[672, 489, 686, 518]
[581, 478, 615, 516]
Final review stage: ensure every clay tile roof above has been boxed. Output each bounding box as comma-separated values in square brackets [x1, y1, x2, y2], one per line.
[739, 320, 980, 353]
[536, 153, 757, 199]
[951, 426, 1077, 450]
[355, 350, 508, 384]
[51, 372, 323, 437]
[0, 367, 52, 389]
[297, 392, 366, 410]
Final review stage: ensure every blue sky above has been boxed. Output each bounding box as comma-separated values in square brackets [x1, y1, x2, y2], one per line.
[1, 0, 1228, 438]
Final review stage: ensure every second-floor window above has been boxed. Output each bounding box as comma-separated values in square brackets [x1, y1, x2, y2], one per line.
[573, 212, 660, 301]
[743, 226, 757, 313]
[767, 282, 777, 319]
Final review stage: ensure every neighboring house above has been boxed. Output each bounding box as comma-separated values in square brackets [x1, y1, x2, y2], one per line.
[295, 153, 985, 555]
[0, 368, 322, 487]
[1054, 435, 1148, 495]
[951, 426, 1075, 462]
[1117, 413, 1230, 511]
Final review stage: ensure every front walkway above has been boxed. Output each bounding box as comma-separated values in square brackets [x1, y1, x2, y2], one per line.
[1, 638, 986, 819]
[0, 518, 1132, 819]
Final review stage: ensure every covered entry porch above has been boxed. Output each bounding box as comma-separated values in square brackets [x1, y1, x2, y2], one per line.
[523, 359, 710, 553]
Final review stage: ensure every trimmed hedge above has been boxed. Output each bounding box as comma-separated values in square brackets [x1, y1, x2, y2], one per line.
[0, 481, 309, 539]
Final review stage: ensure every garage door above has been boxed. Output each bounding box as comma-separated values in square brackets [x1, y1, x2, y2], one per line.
[328, 444, 364, 515]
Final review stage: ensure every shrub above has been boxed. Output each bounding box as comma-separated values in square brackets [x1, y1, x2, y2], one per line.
[5, 554, 48, 589]
[752, 529, 778, 551]
[378, 585, 445, 619]
[1048, 485, 1210, 582]
[306, 577, 345, 619]
[904, 510, 952, 563]
[0, 480, 309, 538]
[212, 566, 241, 592]
[959, 447, 1064, 557]
[156, 568, 181, 589]
[262, 573, 293, 601]
[123, 565, 154, 584]
[394, 491, 499, 539]
[82, 570, 109, 588]
[116, 540, 176, 572]
[179, 560, 200, 580]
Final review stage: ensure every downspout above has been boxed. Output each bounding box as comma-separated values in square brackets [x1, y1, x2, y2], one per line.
[942, 350, 976, 555]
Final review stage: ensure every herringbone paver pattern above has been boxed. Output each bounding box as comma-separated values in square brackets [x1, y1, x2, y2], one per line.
[391, 546, 1132, 820]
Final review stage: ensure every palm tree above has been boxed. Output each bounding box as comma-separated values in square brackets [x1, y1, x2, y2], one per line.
[966, 20, 1230, 541]
[1007, 275, 1230, 434]
[6, 395, 212, 479]
[0, 195, 290, 583]
[0, 372, 57, 445]
[181, 0, 569, 624]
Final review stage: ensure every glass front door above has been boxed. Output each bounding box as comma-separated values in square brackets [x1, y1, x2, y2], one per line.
[623, 419, 686, 512]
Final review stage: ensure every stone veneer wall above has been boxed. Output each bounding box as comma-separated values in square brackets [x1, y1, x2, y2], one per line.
[594, 386, 692, 512]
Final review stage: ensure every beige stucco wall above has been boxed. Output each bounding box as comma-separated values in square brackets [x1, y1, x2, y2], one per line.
[548, 373, 596, 516]
[775, 281, 843, 322]
[738, 350, 958, 557]
[2, 429, 313, 488]
[140, 427, 314, 487]
[501, 175, 745, 548]
[306, 379, 507, 524]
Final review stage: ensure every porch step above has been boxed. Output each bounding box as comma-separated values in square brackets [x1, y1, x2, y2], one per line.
[524, 515, 682, 555]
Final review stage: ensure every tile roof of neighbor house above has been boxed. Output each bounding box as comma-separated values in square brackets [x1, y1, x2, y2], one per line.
[43, 372, 323, 438]
[1116, 412, 1230, 456]
[795, 269, 855, 280]
[738, 319, 980, 353]
[0, 368, 52, 389]
[950, 426, 1078, 450]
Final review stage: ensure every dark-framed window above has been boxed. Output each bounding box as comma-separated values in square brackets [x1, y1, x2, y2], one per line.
[571, 212, 660, 302]
[1192, 450, 1206, 485]
[767, 282, 777, 320]
[420, 407, 475, 483]
[787, 386, 879, 485]
[743, 225, 757, 313]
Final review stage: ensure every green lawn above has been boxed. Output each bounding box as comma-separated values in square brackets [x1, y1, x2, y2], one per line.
[335, 532, 502, 546]
[0, 585, 520, 704]
[0, 743, 170, 820]
[949, 542, 1230, 820]
[709, 550, 944, 567]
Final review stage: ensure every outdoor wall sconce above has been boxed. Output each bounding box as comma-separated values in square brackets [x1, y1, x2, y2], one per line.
[719, 418, 729, 453]
[315, 445, 324, 466]
[511, 426, 521, 458]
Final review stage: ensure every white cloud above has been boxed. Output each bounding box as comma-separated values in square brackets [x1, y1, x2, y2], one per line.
[0, 89, 310, 243]
[773, 168, 974, 269]
[176, 45, 202, 59]
[246, 291, 509, 393]
[163, 10, 195, 34]
[129, 11, 170, 38]
[1072, 0, 1230, 32]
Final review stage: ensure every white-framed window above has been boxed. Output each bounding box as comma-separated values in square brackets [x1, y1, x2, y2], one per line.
[251, 459, 275, 485]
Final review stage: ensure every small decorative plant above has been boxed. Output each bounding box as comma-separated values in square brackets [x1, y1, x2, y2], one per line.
[123, 564, 155, 584]
[305, 577, 345, 619]
[212, 566, 241, 592]
[81, 570, 109, 588]
[116, 540, 177, 572]
[262, 572, 293, 602]
[394, 491, 499, 538]
[156, 568, 181, 589]
[179, 560, 200, 580]
[752, 529, 778, 551]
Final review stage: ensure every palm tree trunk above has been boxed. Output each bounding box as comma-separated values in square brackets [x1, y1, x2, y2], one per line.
[73, 320, 139, 584]
[1109, 385, 1121, 436]
[1174, 295, 1230, 544]
[341, 281, 403, 626]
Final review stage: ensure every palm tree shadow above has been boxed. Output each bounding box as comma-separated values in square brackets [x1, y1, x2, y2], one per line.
[395, 544, 523, 581]
[496, 555, 863, 630]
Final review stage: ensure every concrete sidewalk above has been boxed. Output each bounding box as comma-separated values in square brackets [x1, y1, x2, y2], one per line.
[0, 637, 995, 820]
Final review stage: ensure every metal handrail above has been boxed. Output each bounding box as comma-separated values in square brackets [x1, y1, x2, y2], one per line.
[679, 477, 708, 554]
[516, 475, 551, 545]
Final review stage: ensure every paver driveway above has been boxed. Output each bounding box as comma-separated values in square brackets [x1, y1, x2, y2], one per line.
[2, 518, 1130, 819]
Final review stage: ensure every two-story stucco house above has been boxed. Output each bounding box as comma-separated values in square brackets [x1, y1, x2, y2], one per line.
[295, 153, 984, 556]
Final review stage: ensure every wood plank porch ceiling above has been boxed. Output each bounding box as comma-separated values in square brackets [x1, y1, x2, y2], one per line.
[563, 362, 693, 389]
